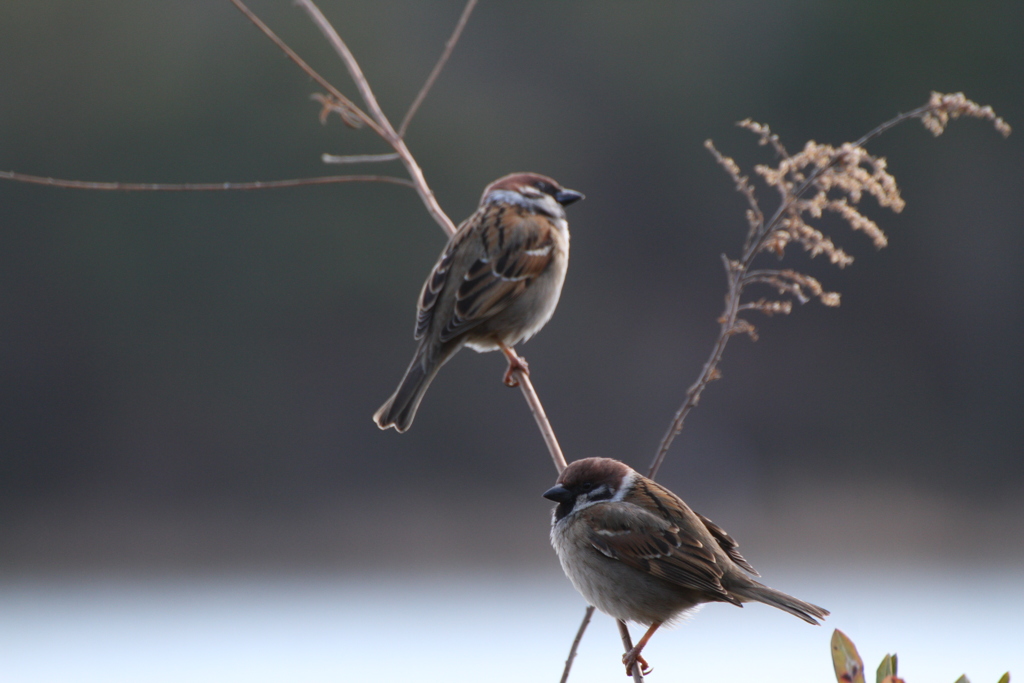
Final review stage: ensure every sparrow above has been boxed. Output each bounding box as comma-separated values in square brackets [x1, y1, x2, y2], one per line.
[373, 172, 583, 432]
[545, 457, 828, 676]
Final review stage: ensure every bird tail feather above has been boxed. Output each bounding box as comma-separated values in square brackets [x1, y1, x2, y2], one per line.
[732, 581, 829, 625]
[373, 349, 440, 433]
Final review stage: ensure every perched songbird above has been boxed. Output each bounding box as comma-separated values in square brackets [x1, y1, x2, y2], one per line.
[374, 172, 583, 432]
[545, 458, 828, 676]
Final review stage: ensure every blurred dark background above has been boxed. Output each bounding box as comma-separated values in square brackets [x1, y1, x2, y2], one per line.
[1, 0, 1022, 577]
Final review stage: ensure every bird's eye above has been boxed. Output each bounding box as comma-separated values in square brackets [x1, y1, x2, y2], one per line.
[579, 482, 595, 493]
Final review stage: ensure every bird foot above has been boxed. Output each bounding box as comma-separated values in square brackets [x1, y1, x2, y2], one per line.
[622, 649, 652, 677]
[499, 346, 529, 387]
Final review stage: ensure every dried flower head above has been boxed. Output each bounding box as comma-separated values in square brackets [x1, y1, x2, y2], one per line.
[749, 135, 902, 267]
[706, 92, 1007, 328]
[652, 92, 1008, 493]
[920, 91, 1011, 138]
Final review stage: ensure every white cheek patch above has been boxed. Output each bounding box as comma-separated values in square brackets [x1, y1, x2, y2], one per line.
[485, 189, 531, 208]
[610, 470, 639, 502]
[537, 196, 566, 220]
[484, 190, 567, 221]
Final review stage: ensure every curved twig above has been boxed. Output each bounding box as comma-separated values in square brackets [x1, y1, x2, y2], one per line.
[0, 170, 414, 191]
[617, 620, 646, 683]
[228, 0, 383, 137]
[321, 153, 401, 165]
[559, 606, 595, 683]
[293, 0, 457, 237]
[647, 255, 741, 479]
[514, 370, 567, 473]
[399, 0, 478, 137]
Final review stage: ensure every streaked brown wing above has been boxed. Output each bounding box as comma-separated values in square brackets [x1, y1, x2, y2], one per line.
[411, 208, 487, 342]
[437, 210, 555, 343]
[579, 502, 738, 603]
[697, 512, 760, 577]
[415, 225, 468, 341]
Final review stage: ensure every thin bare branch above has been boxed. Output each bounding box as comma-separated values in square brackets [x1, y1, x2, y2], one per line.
[617, 620, 645, 683]
[294, 0, 388, 132]
[399, 0, 478, 137]
[321, 152, 401, 164]
[648, 254, 741, 479]
[228, 0, 384, 138]
[293, 0, 457, 236]
[559, 606, 595, 683]
[0, 170, 414, 191]
[514, 370, 568, 473]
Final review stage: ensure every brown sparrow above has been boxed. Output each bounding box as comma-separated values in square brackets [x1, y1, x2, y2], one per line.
[545, 457, 828, 676]
[373, 172, 583, 432]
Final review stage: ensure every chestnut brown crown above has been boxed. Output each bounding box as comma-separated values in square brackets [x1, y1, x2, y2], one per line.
[543, 457, 632, 520]
[481, 172, 584, 212]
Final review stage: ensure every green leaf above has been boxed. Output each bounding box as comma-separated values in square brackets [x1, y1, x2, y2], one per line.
[832, 629, 866, 683]
[996, 673, 1009, 683]
[877, 654, 897, 683]
[955, 676, 971, 683]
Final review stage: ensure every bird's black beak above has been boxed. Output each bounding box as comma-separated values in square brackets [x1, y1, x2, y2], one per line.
[555, 189, 584, 206]
[543, 484, 574, 503]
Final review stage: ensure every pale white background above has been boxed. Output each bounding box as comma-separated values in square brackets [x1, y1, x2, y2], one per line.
[2, 568, 1018, 683]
